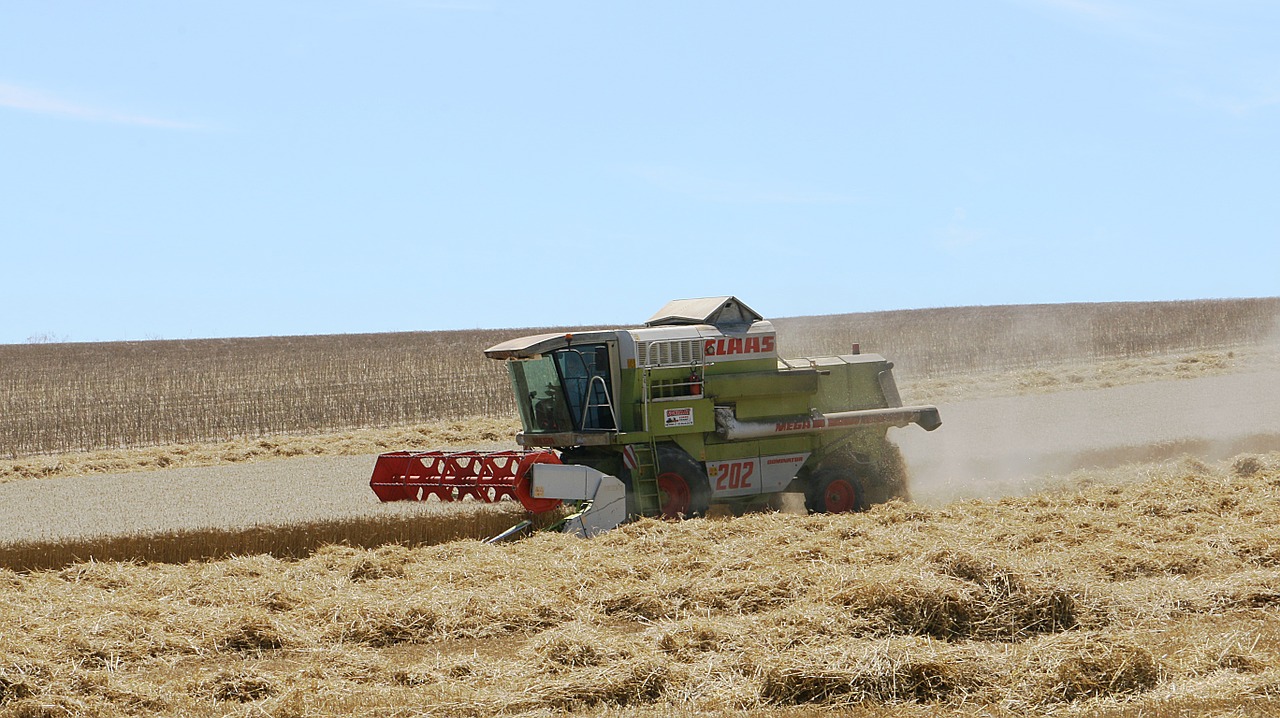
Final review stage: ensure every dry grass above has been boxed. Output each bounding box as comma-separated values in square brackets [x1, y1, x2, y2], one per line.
[3, 452, 1280, 716]
[902, 346, 1280, 404]
[0, 328, 544, 457]
[775, 297, 1280, 379]
[4, 299, 1277, 460]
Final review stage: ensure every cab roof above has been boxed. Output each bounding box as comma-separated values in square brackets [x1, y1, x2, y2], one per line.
[484, 330, 620, 360]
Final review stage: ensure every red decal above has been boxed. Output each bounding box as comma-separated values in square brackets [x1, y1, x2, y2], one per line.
[705, 334, 776, 358]
[766, 455, 804, 465]
[775, 419, 812, 432]
[712, 461, 756, 491]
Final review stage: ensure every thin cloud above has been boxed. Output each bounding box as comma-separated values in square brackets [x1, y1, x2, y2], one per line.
[1178, 87, 1280, 117]
[1011, 0, 1185, 45]
[0, 82, 204, 130]
[631, 165, 863, 205]
[381, 0, 494, 10]
[1035, 0, 1127, 23]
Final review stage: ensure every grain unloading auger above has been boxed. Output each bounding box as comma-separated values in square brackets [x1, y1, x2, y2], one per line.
[370, 297, 941, 537]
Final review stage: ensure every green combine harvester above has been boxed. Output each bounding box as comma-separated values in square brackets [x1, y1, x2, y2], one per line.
[370, 297, 941, 536]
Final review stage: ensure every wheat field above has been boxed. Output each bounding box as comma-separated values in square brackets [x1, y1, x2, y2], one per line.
[0, 329, 524, 457]
[3, 298, 1280, 716]
[2, 452, 1280, 716]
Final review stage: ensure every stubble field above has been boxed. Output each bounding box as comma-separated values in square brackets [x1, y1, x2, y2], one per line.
[3, 298, 1280, 717]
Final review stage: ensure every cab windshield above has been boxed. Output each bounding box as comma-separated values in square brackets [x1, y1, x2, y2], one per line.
[507, 343, 615, 434]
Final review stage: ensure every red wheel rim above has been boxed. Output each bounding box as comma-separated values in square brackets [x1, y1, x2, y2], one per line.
[823, 479, 857, 513]
[656, 472, 692, 518]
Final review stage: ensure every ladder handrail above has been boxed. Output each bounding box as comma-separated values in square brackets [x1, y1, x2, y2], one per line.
[641, 368, 651, 433]
[581, 375, 619, 432]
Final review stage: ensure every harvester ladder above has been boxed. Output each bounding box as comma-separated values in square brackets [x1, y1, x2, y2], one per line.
[627, 440, 662, 517]
[632, 368, 662, 516]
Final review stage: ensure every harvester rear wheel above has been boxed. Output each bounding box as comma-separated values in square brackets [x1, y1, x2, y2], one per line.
[805, 469, 867, 514]
[655, 446, 711, 519]
[805, 438, 911, 514]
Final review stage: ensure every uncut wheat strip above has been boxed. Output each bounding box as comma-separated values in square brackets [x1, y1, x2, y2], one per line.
[0, 505, 559, 572]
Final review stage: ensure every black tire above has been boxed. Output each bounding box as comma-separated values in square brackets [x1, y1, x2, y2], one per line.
[804, 440, 910, 513]
[653, 445, 712, 519]
[804, 467, 867, 514]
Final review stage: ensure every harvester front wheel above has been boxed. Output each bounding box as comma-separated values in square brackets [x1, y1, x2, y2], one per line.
[655, 446, 711, 519]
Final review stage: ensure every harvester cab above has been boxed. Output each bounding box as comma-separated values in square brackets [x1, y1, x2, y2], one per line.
[370, 297, 941, 537]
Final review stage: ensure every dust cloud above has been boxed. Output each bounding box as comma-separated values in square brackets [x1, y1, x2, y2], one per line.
[894, 368, 1280, 505]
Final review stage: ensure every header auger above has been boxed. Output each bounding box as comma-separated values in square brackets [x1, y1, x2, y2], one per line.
[370, 297, 941, 537]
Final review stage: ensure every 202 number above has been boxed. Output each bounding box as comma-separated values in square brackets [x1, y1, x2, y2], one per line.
[713, 461, 755, 491]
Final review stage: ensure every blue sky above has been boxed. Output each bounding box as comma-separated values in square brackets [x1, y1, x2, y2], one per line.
[2, 1, 1277, 344]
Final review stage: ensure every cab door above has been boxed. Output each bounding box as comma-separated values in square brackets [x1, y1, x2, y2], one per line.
[552, 344, 616, 431]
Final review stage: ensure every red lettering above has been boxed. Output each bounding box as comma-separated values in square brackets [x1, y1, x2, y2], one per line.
[703, 334, 776, 359]
[713, 461, 755, 491]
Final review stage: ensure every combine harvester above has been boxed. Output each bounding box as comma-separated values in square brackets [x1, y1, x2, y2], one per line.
[370, 297, 941, 537]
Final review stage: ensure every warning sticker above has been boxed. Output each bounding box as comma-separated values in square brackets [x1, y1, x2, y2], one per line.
[664, 407, 694, 428]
